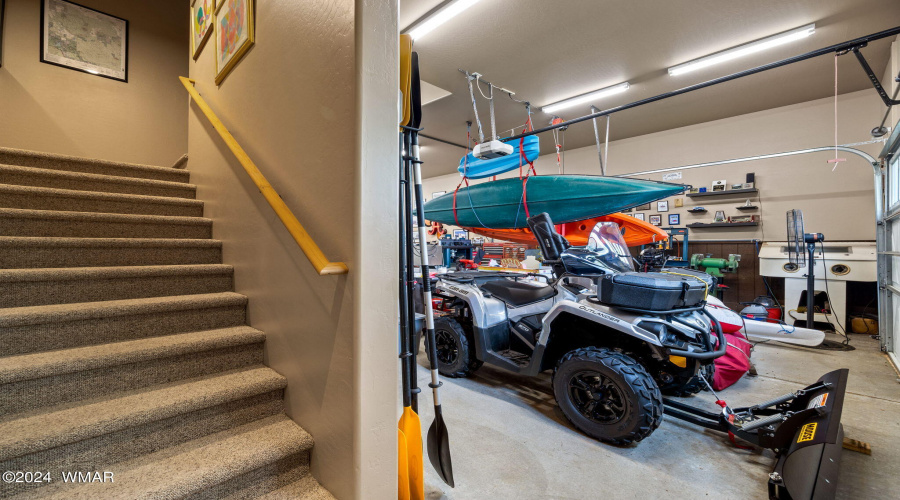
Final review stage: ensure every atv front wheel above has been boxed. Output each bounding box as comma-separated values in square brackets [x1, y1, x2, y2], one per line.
[428, 317, 480, 378]
[553, 347, 663, 445]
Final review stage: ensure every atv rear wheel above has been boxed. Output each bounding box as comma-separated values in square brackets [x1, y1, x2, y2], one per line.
[428, 317, 480, 378]
[553, 347, 663, 445]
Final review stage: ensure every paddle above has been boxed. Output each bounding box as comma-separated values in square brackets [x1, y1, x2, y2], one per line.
[410, 51, 454, 488]
[399, 130, 425, 500]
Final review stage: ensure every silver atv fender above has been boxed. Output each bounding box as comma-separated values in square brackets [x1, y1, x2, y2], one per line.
[535, 299, 668, 361]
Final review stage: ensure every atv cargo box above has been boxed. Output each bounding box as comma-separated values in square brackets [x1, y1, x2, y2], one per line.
[598, 272, 706, 311]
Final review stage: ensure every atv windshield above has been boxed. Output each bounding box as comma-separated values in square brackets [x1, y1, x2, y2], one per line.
[585, 222, 634, 273]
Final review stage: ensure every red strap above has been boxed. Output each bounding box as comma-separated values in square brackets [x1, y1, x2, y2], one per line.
[452, 177, 469, 226]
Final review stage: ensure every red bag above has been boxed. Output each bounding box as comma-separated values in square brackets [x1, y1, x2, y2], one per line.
[713, 330, 752, 391]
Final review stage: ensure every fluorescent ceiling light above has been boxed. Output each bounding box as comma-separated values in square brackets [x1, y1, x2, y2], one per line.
[407, 0, 482, 40]
[668, 23, 815, 76]
[541, 82, 630, 114]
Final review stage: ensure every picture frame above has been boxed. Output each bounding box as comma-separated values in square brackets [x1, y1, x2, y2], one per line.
[40, 0, 128, 82]
[0, 0, 6, 68]
[649, 215, 662, 226]
[215, 0, 254, 85]
[674, 198, 683, 208]
[714, 210, 726, 223]
[668, 214, 680, 225]
[712, 180, 727, 192]
[452, 229, 468, 240]
[191, 0, 215, 59]
[432, 191, 447, 200]
[633, 213, 645, 221]
[638, 203, 651, 211]
[657, 200, 669, 212]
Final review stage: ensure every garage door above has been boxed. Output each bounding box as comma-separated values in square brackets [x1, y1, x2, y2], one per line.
[879, 121, 900, 369]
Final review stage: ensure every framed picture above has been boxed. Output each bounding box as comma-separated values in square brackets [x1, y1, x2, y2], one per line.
[638, 203, 651, 211]
[633, 213, 645, 221]
[712, 180, 727, 192]
[657, 200, 669, 212]
[453, 229, 467, 239]
[668, 214, 680, 225]
[714, 210, 726, 223]
[215, 0, 254, 85]
[432, 191, 447, 200]
[40, 0, 128, 81]
[674, 198, 683, 208]
[0, 0, 5, 67]
[191, 0, 215, 59]
[649, 215, 662, 226]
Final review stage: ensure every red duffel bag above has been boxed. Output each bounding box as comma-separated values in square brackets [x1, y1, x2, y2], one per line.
[713, 330, 752, 391]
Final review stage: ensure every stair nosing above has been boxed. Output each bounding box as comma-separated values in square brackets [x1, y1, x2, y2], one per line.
[0, 147, 190, 179]
[0, 264, 233, 283]
[0, 235, 222, 248]
[0, 367, 287, 462]
[0, 164, 196, 191]
[0, 292, 248, 328]
[0, 326, 265, 384]
[0, 207, 213, 227]
[0, 183, 204, 207]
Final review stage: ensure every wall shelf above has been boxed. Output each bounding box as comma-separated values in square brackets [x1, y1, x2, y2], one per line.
[687, 208, 708, 213]
[687, 221, 759, 228]
[736, 205, 759, 211]
[686, 188, 758, 198]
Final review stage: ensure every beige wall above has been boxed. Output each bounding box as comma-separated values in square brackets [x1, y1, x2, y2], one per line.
[0, 0, 188, 166]
[186, 1, 397, 498]
[424, 89, 885, 242]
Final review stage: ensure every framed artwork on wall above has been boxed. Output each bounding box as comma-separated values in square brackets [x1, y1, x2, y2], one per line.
[657, 200, 669, 212]
[40, 0, 128, 81]
[191, 0, 215, 59]
[633, 213, 645, 221]
[637, 203, 651, 211]
[649, 215, 662, 226]
[453, 229, 467, 239]
[1, 0, 6, 68]
[432, 191, 447, 200]
[668, 214, 680, 225]
[215, 0, 254, 85]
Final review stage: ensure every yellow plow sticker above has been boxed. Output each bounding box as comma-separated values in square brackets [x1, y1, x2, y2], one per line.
[797, 422, 818, 443]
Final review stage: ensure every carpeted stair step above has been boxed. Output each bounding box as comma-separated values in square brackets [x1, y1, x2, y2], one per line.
[0, 147, 190, 183]
[0, 264, 234, 308]
[257, 475, 338, 500]
[0, 184, 205, 217]
[0, 369, 292, 498]
[8, 414, 317, 500]
[0, 164, 196, 198]
[0, 292, 248, 356]
[0, 326, 265, 416]
[0, 208, 213, 239]
[0, 236, 222, 269]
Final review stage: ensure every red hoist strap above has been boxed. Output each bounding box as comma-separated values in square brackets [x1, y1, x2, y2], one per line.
[452, 177, 470, 227]
[518, 134, 537, 219]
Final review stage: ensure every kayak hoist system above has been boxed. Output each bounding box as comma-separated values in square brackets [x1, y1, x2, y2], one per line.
[415, 25, 900, 500]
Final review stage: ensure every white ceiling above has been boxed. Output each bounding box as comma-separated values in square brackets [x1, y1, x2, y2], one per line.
[401, 0, 900, 178]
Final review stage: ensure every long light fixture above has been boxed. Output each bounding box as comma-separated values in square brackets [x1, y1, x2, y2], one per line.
[668, 23, 816, 76]
[407, 0, 482, 41]
[541, 82, 630, 114]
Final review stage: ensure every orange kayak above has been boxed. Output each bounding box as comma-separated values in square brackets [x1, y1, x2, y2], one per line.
[466, 213, 668, 247]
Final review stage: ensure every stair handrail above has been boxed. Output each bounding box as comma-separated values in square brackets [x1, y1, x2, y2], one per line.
[179, 76, 349, 276]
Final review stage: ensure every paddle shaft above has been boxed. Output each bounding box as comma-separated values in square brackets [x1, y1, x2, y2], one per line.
[402, 131, 420, 412]
[410, 131, 442, 407]
[398, 131, 412, 409]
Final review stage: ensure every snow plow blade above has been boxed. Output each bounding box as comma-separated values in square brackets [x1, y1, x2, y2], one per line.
[767, 369, 848, 500]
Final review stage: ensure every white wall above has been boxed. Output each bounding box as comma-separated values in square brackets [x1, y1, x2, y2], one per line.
[424, 89, 885, 242]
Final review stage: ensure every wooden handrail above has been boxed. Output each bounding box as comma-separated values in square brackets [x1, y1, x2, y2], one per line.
[179, 76, 349, 276]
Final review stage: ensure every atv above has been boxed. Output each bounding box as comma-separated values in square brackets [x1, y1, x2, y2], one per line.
[428, 213, 726, 444]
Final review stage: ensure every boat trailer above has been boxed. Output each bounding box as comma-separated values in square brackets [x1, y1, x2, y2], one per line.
[663, 369, 849, 500]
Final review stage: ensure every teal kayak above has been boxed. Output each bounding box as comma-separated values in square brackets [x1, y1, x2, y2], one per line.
[423, 175, 687, 229]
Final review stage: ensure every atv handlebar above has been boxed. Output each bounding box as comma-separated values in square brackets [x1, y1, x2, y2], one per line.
[667, 308, 727, 360]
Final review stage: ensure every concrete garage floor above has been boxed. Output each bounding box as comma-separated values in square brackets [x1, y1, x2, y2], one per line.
[416, 334, 900, 499]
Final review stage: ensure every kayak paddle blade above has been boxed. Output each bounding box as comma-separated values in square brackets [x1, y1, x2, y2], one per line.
[426, 406, 454, 488]
[398, 429, 410, 500]
[399, 407, 425, 499]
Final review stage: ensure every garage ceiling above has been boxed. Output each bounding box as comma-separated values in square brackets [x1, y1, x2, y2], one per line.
[401, 0, 900, 178]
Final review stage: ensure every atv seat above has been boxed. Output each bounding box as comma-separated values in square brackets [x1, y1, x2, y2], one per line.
[481, 279, 556, 307]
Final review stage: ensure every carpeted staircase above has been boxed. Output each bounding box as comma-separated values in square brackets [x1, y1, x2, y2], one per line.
[0, 147, 335, 499]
